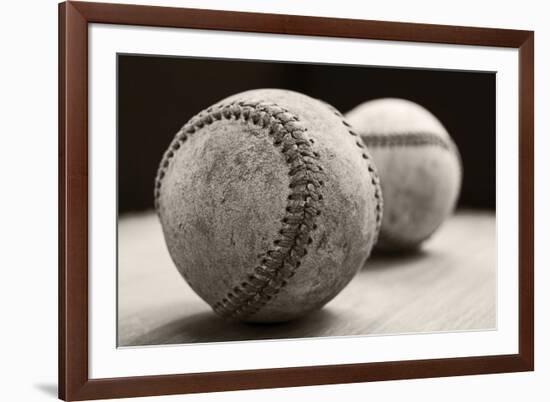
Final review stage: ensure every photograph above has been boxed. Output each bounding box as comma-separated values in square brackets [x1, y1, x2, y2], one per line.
[54, 1, 536, 399]
[116, 54, 496, 347]
[1, 0, 543, 398]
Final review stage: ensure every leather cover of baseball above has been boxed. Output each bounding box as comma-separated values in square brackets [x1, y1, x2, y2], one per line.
[346, 98, 462, 252]
[155, 89, 382, 322]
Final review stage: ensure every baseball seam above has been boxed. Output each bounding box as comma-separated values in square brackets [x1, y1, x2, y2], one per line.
[154, 100, 325, 320]
[362, 131, 461, 249]
[327, 106, 383, 240]
[361, 132, 458, 154]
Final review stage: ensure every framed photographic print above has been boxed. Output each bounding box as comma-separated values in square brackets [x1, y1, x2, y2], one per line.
[59, 1, 534, 400]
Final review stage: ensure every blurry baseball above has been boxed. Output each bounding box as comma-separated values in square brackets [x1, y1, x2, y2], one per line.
[345, 98, 462, 252]
[155, 89, 382, 322]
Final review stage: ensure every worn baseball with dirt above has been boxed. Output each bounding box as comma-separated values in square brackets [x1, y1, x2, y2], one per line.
[155, 89, 382, 323]
[346, 98, 462, 252]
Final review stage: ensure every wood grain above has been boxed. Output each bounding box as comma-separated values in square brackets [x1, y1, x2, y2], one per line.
[118, 210, 495, 347]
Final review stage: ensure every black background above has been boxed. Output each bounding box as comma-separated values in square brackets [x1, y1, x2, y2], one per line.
[118, 54, 496, 214]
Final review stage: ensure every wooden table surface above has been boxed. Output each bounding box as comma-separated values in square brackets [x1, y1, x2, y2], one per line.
[118, 210, 496, 347]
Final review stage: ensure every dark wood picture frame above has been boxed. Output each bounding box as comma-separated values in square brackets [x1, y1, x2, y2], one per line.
[59, 1, 534, 400]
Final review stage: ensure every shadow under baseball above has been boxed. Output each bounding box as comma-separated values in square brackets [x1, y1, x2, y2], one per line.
[363, 247, 431, 272]
[125, 307, 339, 346]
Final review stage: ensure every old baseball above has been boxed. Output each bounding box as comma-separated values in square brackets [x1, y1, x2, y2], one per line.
[345, 98, 462, 252]
[155, 89, 382, 323]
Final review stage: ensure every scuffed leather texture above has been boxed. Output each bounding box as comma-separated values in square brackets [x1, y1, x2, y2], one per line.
[346, 98, 462, 252]
[156, 89, 381, 322]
